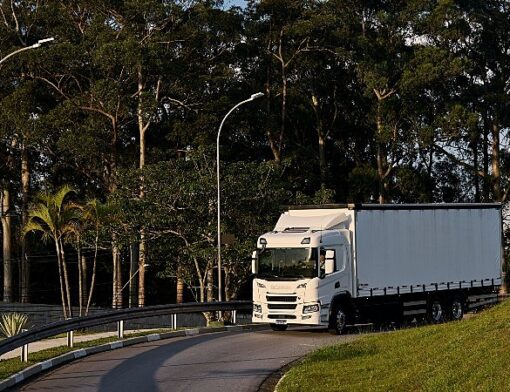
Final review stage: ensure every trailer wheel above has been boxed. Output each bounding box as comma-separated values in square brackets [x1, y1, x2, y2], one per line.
[329, 307, 347, 335]
[428, 300, 444, 324]
[448, 298, 464, 321]
[270, 323, 288, 331]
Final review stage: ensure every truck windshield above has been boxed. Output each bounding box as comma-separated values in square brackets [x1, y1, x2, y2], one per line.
[258, 248, 317, 280]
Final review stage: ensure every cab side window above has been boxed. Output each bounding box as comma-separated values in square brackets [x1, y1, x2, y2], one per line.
[319, 249, 326, 277]
[320, 248, 337, 277]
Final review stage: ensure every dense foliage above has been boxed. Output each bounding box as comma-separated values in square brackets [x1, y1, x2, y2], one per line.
[0, 0, 509, 308]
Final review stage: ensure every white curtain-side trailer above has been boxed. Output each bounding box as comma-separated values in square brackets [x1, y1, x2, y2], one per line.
[251, 204, 502, 333]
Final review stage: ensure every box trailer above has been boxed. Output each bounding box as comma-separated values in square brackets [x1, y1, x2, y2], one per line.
[251, 204, 502, 333]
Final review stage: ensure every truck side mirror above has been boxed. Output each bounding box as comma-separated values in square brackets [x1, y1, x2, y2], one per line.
[252, 250, 259, 274]
[325, 250, 335, 274]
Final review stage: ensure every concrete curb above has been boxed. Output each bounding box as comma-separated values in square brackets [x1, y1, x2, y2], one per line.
[0, 324, 268, 391]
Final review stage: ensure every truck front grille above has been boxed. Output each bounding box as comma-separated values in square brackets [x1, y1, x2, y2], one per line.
[268, 314, 297, 319]
[267, 303, 297, 310]
[266, 296, 296, 302]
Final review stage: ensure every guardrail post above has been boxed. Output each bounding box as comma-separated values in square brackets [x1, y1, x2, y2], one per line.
[117, 320, 124, 339]
[67, 330, 74, 348]
[20, 329, 28, 362]
[232, 310, 237, 325]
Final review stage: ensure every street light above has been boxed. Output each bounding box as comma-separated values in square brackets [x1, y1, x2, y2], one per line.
[216, 92, 264, 303]
[0, 37, 54, 67]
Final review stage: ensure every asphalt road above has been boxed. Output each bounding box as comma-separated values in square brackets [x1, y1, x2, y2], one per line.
[14, 327, 357, 392]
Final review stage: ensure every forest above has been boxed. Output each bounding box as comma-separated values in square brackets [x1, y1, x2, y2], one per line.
[0, 0, 509, 315]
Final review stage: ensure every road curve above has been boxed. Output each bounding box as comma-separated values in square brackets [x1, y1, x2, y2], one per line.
[14, 327, 356, 392]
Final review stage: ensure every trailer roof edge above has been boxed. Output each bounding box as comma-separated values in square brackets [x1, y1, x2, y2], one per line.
[284, 203, 502, 211]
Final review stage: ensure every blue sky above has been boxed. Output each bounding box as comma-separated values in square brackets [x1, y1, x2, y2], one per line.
[225, 0, 247, 8]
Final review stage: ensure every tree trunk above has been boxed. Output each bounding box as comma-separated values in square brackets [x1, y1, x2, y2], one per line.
[112, 241, 122, 309]
[137, 65, 149, 307]
[491, 122, 501, 201]
[264, 31, 281, 163]
[78, 242, 83, 316]
[138, 234, 146, 307]
[204, 266, 216, 325]
[482, 114, 490, 201]
[311, 94, 328, 187]
[318, 132, 327, 188]
[176, 263, 184, 304]
[129, 243, 138, 307]
[81, 255, 88, 312]
[59, 239, 73, 318]
[375, 104, 389, 204]
[279, 47, 287, 161]
[20, 144, 30, 303]
[224, 266, 232, 302]
[2, 187, 12, 303]
[85, 232, 99, 315]
[55, 239, 68, 319]
[206, 267, 214, 302]
[473, 138, 480, 203]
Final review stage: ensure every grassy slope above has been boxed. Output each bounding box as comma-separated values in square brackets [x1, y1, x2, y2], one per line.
[278, 300, 510, 392]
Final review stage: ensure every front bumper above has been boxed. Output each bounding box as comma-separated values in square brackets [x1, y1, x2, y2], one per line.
[252, 302, 327, 326]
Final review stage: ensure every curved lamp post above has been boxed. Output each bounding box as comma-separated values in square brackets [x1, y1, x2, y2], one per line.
[217, 92, 264, 302]
[0, 38, 54, 67]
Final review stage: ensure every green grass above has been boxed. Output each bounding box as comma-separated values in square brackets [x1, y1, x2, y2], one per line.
[278, 300, 510, 392]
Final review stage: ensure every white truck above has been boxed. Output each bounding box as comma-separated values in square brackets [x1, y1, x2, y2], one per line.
[251, 204, 502, 333]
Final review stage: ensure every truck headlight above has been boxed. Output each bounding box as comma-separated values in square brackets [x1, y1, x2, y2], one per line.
[253, 304, 262, 313]
[303, 304, 320, 314]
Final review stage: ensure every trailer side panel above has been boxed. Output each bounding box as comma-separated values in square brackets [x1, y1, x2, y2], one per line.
[355, 207, 502, 296]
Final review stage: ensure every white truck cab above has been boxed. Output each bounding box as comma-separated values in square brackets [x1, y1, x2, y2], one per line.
[251, 207, 355, 331]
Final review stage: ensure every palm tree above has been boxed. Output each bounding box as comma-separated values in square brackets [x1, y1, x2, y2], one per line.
[23, 185, 80, 319]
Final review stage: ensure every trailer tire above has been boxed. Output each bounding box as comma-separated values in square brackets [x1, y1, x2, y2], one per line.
[428, 300, 445, 324]
[270, 323, 288, 331]
[448, 298, 464, 321]
[329, 307, 347, 335]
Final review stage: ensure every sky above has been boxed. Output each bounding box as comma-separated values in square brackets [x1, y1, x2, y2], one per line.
[225, 0, 247, 8]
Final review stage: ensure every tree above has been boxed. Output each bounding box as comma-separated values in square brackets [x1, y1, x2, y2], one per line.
[23, 185, 80, 318]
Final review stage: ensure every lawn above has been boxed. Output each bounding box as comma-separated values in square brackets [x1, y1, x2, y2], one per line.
[278, 300, 510, 392]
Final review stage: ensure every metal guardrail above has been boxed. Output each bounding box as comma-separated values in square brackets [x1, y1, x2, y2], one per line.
[0, 301, 252, 358]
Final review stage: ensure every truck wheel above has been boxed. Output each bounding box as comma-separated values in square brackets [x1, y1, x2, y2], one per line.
[428, 300, 444, 324]
[449, 298, 464, 321]
[329, 308, 347, 335]
[270, 323, 288, 331]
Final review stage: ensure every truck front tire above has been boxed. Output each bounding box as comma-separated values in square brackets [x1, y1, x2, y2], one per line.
[329, 307, 347, 335]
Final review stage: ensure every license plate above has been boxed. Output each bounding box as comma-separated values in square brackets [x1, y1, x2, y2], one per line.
[276, 320, 287, 325]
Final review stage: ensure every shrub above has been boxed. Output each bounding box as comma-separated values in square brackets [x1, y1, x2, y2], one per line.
[0, 313, 29, 337]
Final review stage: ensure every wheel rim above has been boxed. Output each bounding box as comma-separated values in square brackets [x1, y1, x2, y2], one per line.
[451, 300, 463, 320]
[336, 310, 346, 331]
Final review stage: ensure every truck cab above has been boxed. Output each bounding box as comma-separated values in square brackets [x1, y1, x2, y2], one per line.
[251, 208, 354, 331]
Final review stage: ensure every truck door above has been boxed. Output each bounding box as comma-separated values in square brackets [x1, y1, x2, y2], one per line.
[318, 243, 352, 310]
